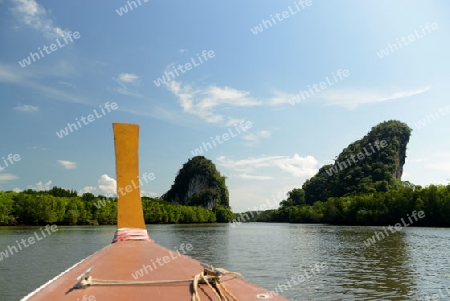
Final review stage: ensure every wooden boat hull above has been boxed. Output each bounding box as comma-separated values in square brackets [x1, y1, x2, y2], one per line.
[22, 239, 287, 300]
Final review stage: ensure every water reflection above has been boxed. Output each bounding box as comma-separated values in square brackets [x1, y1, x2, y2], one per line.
[284, 225, 415, 300]
[337, 227, 414, 300]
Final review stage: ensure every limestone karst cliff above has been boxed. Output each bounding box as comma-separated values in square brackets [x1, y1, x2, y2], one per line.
[162, 156, 229, 210]
[302, 120, 412, 204]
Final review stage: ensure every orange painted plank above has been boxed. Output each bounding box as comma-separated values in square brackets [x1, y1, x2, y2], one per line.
[113, 123, 145, 229]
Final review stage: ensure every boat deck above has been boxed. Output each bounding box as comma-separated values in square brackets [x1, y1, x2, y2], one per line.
[22, 240, 286, 300]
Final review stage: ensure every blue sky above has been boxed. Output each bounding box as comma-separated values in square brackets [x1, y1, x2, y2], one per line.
[0, 0, 449, 212]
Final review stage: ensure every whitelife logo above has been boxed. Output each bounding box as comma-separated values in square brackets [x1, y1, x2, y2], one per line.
[326, 140, 388, 176]
[0, 225, 58, 261]
[288, 69, 350, 105]
[18, 31, 81, 68]
[55, 102, 118, 139]
[250, 0, 313, 35]
[363, 210, 425, 247]
[0, 153, 21, 171]
[115, 0, 149, 16]
[190, 121, 252, 156]
[153, 50, 215, 87]
[376, 22, 438, 58]
[131, 243, 193, 279]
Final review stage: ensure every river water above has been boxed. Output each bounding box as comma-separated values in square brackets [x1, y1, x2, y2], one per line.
[0, 223, 449, 300]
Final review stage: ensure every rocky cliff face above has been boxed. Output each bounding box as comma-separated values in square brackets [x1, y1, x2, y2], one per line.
[162, 156, 229, 209]
[393, 147, 406, 180]
[185, 174, 211, 202]
[184, 174, 218, 209]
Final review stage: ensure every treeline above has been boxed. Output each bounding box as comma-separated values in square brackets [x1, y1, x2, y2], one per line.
[0, 187, 234, 226]
[246, 184, 450, 227]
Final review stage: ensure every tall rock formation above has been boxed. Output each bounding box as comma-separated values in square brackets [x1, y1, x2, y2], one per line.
[162, 156, 229, 210]
[302, 120, 412, 205]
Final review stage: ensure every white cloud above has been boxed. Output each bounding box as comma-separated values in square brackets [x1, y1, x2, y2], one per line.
[113, 73, 141, 97]
[243, 130, 271, 142]
[167, 80, 261, 125]
[0, 173, 18, 182]
[225, 118, 246, 127]
[11, 0, 69, 39]
[141, 190, 158, 197]
[322, 86, 431, 109]
[13, 187, 22, 193]
[217, 154, 319, 178]
[78, 174, 156, 197]
[165, 80, 431, 125]
[57, 160, 76, 169]
[29, 146, 48, 151]
[78, 186, 97, 195]
[27, 180, 52, 191]
[267, 91, 300, 106]
[14, 104, 38, 112]
[179, 48, 188, 54]
[118, 73, 139, 84]
[98, 174, 117, 195]
[58, 81, 76, 89]
[235, 174, 274, 180]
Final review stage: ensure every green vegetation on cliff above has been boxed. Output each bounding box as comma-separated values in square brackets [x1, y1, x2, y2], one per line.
[162, 156, 234, 222]
[303, 120, 412, 204]
[240, 120, 450, 226]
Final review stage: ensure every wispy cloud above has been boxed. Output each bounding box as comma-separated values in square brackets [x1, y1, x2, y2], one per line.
[57, 160, 77, 169]
[243, 130, 271, 142]
[0, 63, 88, 105]
[225, 118, 246, 127]
[235, 173, 274, 180]
[217, 154, 319, 178]
[11, 0, 68, 39]
[0, 173, 19, 182]
[29, 146, 48, 151]
[267, 91, 300, 106]
[14, 104, 38, 112]
[179, 48, 188, 54]
[166, 80, 262, 125]
[118, 73, 139, 84]
[58, 81, 76, 89]
[322, 86, 431, 109]
[113, 73, 142, 97]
